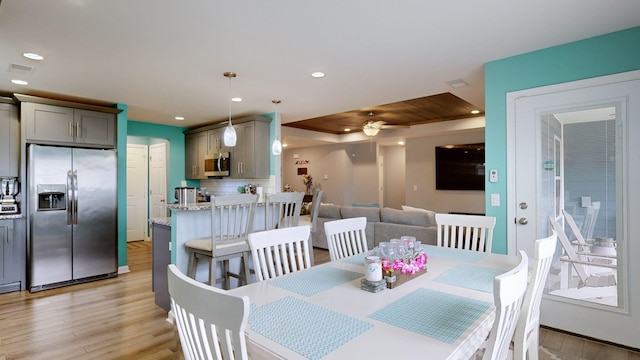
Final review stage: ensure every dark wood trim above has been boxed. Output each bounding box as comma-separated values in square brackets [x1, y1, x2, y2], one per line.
[13, 93, 122, 114]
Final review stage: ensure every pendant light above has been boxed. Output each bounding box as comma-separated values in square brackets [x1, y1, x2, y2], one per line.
[272, 100, 282, 155]
[223, 72, 237, 147]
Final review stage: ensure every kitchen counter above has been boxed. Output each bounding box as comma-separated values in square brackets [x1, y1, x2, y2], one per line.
[0, 213, 23, 220]
[149, 217, 171, 227]
[166, 201, 267, 285]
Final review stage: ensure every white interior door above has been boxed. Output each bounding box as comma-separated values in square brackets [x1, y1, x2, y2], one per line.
[149, 142, 167, 220]
[507, 71, 640, 348]
[126, 144, 148, 242]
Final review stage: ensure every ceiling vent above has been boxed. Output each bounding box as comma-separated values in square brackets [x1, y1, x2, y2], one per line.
[8, 63, 35, 74]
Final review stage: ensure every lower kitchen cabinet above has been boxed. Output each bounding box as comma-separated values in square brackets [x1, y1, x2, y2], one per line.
[151, 221, 171, 311]
[0, 218, 24, 293]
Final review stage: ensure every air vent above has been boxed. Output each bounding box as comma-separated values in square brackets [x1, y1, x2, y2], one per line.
[8, 63, 34, 74]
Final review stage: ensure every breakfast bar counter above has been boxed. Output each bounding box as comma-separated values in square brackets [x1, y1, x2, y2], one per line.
[163, 202, 267, 285]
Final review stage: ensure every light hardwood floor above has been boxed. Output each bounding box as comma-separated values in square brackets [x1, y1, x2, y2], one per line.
[0, 241, 637, 359]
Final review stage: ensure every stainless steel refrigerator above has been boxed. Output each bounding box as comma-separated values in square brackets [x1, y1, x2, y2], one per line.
[28, 144, 117, 292]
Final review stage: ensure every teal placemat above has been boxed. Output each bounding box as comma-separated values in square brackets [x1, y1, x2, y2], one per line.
[249, 296, 373, 360]
[423, 245, 487, 263]
[341, 252, 368, 265]
[434, 263, 505, 293]
[269, 266, 363, 296]
[368, 288, 491, 344]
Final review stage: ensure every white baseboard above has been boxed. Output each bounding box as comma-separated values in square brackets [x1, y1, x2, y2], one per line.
[118, 265, 130, 274]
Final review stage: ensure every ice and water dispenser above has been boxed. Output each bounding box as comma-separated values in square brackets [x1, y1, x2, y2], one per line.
[37, 184, 66, 211]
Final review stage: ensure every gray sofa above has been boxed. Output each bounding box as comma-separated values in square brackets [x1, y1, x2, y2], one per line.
[312, 204, 437, 250]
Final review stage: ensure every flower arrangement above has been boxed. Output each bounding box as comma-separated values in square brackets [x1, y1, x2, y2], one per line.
[381, 248, 427, 275]
[302, 174, 313, 193]
[370, 237, 428, 288]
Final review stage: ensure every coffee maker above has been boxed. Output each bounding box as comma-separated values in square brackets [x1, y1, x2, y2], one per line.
[0, 177, 19, 214]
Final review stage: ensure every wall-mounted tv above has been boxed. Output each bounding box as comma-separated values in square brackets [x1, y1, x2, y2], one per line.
[435, 143, 485, 191]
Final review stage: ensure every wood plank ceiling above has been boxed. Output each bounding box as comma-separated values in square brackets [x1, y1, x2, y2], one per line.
[283, 92, 483, 135]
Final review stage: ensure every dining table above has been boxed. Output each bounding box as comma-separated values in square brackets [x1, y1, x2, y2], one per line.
[228, 245, 519, 360]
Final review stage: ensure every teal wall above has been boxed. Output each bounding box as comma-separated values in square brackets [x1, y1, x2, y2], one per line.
[116, 104, 128, 267]
[116, 111, 188, 267]
[484, 26, 640, 254]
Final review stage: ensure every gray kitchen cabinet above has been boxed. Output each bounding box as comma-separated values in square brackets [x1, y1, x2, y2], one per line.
[184, 114, 271, 180]
[0, 219, 22, 294]
[185, 132, 208, 180]
[151, 222, 171, 311]
[207, 128, 230, 154]
[0, 103, 20, 177]
[231, 116, 271, 179]
[21, 101, 116, 147]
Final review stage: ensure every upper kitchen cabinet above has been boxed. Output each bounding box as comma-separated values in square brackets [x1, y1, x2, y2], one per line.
[0, 101, 20, 177]
[16, 94, 119, 148]
[184, 115, 271, 180]
[184, 131, 208, 180]
[231, 116, 271, 179]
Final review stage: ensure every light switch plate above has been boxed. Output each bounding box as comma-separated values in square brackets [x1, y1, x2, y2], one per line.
[491, 193, 500, 206]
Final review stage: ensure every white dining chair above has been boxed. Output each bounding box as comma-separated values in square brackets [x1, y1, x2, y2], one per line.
[435, 213, 496, 252]
[481, 250, 528, 360]
[298, 188, 324, 233]
[512, 231, 557, 360]
[248, 225, 312, 281]
[167, 264, 250, 360]
[264, 191, 304, 230]
[324, 217, 368, 261]
[184, 193, 258, 289]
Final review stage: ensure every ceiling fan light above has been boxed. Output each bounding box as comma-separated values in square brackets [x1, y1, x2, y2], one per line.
[223, 122, 237, 147]
[363, 127, 380, 136]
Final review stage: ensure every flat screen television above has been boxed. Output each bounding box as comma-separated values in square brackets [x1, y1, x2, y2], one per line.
[435, 143, 485, 191]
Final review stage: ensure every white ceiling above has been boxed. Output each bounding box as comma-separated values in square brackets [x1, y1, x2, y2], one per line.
[1, 0, 639, 135]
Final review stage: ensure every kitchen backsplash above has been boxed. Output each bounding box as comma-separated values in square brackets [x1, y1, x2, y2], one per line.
[199, 176, 276, 197]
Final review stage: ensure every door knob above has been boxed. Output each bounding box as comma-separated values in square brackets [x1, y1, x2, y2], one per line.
[518, 218, 529, 225]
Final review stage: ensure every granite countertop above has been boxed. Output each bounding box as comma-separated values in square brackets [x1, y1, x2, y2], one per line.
[166, 202, 211, 211]
[149, 217, 172, 226]
[166, 201, 265, 211]
[0, 213, 23, 220]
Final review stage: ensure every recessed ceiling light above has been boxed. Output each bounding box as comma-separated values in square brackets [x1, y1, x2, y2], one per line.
[231, 97, 242, 102]
[11, 79, 28, 85]
[311, 72, 325, 78]
[344, 128, 351, 132]
[398, 141, 405, 145]
[175, 116, 185, 121]
[282, 143, 288, 148]
[23, 52, 44, 61]
[471, 110, 480, 114]
[446, 79, 468, 88]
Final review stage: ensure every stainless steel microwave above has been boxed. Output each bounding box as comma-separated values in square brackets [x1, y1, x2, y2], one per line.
[204, 152, 230, 177]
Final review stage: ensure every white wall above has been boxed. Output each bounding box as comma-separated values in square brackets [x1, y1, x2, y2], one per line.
[282, 144, 354, 205]
[382, 145, 406, 209]
[282, 128, 485, 211]
[405, 129, 485, 214]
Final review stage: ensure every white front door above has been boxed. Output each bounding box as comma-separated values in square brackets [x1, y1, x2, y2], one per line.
[149, 142, 167, 220]
[507, 71, 640, 348]
[126, 144, 148, 242]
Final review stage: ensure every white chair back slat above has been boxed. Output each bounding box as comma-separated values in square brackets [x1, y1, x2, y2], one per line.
[482, 251, 529, 360]
[168, 264, 250, 360]
[324, 217, 368, 261]
[435, 213, 496, 252]
[248, 226, 312, 281]
[513, 230, 558, 360]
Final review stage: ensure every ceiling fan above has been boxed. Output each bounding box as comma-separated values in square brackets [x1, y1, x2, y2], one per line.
[362, 112, 408, 136]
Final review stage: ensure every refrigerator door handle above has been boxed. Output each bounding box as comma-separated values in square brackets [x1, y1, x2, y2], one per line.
[73, 170, 79, 225]
[67, 170, 73, 225]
